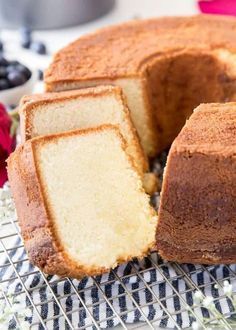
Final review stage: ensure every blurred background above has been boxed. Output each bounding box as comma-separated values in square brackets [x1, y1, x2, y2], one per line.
[0, 0, 234, 95]
[0, 0, 232, 88]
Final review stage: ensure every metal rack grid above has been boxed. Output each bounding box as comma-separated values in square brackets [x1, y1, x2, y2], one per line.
[1, 156, 236, 329]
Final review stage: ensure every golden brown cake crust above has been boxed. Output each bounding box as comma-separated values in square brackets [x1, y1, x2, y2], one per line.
[7, 141, 81, 278]
[19, 86, 148, 174]
[7, 125, 153, 279]
[171, 103, 236, 152]
[45, 15, 236, 89]
[156, 103, 236, 264]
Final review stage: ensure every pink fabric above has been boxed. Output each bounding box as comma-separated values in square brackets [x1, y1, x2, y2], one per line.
[0, 104, 16, 187]
[198, 0, 236, 16]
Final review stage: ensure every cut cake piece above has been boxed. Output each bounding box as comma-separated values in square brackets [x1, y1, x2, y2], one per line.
[19, 85, 148, 175]
[7, 125, 157, 278]
[156, 103, 236, 264]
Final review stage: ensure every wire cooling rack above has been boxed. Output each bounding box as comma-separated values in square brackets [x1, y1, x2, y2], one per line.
[1, 155, 236, 330]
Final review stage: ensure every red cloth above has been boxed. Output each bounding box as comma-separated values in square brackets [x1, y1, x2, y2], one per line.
[0, 104, 16, 187]
[198, 0, 236, 16]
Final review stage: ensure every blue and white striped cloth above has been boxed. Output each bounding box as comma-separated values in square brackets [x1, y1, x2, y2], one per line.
[1, 230, 236, 329]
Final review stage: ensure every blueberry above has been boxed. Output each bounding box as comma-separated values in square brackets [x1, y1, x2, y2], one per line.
[0, 55, 8, 66]
[30, 41, 47, 55]
[6, 63, 31, 81]
[0, 41, 4, 52]
[8, 60, 20, 66]
[21, 35, 31, 49]
[7, 71, 27, 87]
[6, 65, 16, 74]
[0, 66, 7, 78]
[16, 64, 31, 80]
[19, 27, 32, 49]
[8, 104, 16, 111]
[38, 69, 43, 80]
[0, 78, 9, 90]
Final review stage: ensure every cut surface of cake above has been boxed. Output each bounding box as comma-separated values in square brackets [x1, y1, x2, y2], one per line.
[45, 15, 236, 157]
[19, 86, 148, 175]
[156, 103, 236, 264]
[7, 125, 157, 278]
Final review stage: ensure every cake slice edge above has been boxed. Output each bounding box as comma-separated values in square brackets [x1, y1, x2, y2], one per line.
[8, 124, 157, 278]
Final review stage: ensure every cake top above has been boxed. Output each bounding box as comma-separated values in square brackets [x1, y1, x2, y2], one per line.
[172, 103, 236, 154]
[45, 15, 236, 87]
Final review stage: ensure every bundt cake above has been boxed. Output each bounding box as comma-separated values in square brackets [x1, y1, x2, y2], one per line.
[7, 125, 157, 278]
[8, 15, 236, 274]
[19, 85, 148, 175]
[157, 103, 236, 264]
[45, 15, 236, 157]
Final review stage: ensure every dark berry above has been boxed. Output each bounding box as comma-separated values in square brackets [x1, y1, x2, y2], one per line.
[19, 27, 32, 49]
[6, 65, 16, 74]
[38, 69, 44, 80]
[5, 63, 31, 82]
[21, 35, 31, 49]
[0, 41, 4, 52]
[8, 60, 20, 66]
[0, 78, 10, 90]
[0, 66, 7, 78]
[16, 64, 31, 80]
[8, 104, 16, 111]
[30, 41, 47, 55]
[7, 71, 27, 87]
[0, 56, 8, 66]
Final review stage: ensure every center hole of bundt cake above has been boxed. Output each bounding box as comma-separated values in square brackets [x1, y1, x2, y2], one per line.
[146, 52, 234, 152]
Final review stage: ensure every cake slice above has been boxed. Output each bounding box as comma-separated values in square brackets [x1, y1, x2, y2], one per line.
[19, 86, 148, 176]
[156, 103, 236, 264]
[7, 125, 157, 278]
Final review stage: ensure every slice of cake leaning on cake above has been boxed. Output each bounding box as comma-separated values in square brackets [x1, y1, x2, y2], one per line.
[7, 125, 157, 279]
[156, 103, 236, 264]
[19, 85, 148, 176]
